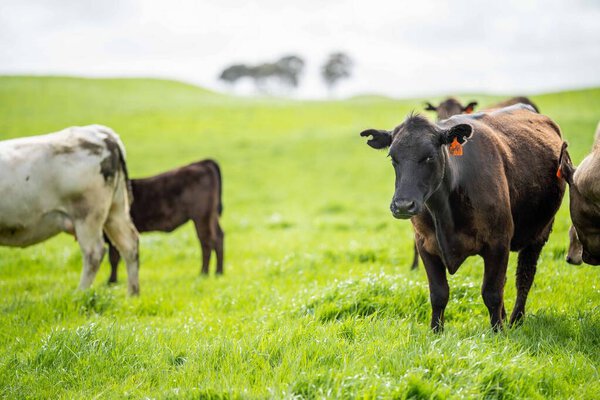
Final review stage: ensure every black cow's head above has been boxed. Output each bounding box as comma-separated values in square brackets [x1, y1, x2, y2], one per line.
[361, 115, 473, 219]
[424, 98, 478, 121]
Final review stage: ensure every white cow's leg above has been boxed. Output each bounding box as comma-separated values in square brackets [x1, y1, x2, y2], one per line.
[75, 219, 106, 290]
[104, 215, 139, 296]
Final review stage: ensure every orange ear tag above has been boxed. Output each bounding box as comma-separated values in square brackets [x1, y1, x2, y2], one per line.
[556, 167, 562, 179]
[449, 137, 463, 156]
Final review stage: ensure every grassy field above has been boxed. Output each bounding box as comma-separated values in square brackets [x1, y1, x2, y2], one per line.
[0, 76, 599, 399]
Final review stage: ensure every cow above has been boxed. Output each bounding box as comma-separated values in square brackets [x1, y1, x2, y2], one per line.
[560, 122, 600, 266]
[106, 159, 224, 283]
[405, 95, 541, 270]
[425, 96, 539, 121]
[0, 125, 140, 294]
[361, 104, 566, 331]
[424, 98, 479, 120]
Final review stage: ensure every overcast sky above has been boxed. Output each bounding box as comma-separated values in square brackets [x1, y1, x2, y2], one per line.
[1, 0, 599, 98]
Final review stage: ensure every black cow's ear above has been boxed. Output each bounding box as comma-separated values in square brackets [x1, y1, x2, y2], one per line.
[558, 142, 575, 184]
[463, 101, 478, 114]
[441, 123, 473, 145]
[360, 129, 393, 149]
[424, 102, 438, 112]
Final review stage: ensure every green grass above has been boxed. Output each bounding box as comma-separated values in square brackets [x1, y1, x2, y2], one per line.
[0, 76, 599, 399]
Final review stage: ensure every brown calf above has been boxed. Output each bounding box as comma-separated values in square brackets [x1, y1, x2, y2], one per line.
[107, 159, 224, 283]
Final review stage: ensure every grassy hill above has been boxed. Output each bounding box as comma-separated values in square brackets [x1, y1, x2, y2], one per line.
[0, 76, 599, 398]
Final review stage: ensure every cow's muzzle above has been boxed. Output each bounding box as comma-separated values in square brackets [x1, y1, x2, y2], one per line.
[390, 198, 421, 219]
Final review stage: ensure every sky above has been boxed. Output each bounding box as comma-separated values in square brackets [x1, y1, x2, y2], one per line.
[1, 0, 599, 99]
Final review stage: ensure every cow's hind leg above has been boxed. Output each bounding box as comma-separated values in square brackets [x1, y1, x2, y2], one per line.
[76, 219, 106, 291]
[104, 214, 139, 295]
[194, 218, 213, 275]
[481, 243, 510, 331]
[510, 240, 544, 326]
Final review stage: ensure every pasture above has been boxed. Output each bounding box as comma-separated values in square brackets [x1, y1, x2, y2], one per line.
[0, 76, 599, 398]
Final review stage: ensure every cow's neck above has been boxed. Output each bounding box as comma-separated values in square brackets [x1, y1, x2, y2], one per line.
[425, 155, 465, 274]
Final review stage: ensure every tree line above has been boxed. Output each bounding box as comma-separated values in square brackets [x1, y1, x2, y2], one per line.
[219, 52, 353, 95]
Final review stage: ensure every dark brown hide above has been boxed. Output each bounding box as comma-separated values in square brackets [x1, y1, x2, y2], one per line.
[107, 159, 224, 282]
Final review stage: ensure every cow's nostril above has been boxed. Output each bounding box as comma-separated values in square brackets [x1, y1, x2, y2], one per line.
[566, 256, 572, 263]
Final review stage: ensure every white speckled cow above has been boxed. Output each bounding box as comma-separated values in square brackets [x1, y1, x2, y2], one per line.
[0, 125, 140, 294]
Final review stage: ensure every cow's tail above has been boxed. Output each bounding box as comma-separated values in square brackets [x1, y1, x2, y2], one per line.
[205, 159, 223, 216]
[97, 125, 133, 204]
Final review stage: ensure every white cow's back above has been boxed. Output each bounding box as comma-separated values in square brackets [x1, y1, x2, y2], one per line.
[0, 125, 124, 246]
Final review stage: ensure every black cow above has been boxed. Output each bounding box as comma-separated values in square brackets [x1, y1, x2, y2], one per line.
[361, 105, 565, 331]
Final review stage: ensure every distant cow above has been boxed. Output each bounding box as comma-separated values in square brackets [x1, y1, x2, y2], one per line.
[425, 96, 539, 121]
[560, 122, 600, 265]
[361, 105, 565, 331]
[424, 98, 478, 120]
[0, 125, 139, 294]
[107, 159, 224, 283]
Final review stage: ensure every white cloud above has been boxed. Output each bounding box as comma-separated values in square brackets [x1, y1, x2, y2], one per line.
[0, 0, 599, 98]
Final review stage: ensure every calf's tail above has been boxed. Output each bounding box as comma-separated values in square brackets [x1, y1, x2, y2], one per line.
[205, 159, 223, 215]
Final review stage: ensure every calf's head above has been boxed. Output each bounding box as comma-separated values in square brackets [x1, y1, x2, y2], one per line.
[425, 98, 478, 121]
[361, 115, 473, 219]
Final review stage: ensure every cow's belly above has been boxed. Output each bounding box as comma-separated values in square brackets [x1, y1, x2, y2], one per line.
[0, 210, 73, 247]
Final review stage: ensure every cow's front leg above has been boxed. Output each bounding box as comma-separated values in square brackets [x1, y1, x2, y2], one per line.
[75, 220, 106, 290]
[481, 243, 509, 330]
[418, 244, 449, 332]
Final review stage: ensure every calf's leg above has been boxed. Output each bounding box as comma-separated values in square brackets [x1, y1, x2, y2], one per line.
[194, 218, 213, 275]
[418, 244, 449, 332]
[215, 222, 224, 275]
[481, 244, 510, 330]
[107, 242, 121, 284]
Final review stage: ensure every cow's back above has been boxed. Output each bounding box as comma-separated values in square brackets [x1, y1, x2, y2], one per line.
[0, 125, 126, 246]
[130, 161, 218, 232]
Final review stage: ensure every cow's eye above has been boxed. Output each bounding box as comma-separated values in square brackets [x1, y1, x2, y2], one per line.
[420, 155, 434, 163]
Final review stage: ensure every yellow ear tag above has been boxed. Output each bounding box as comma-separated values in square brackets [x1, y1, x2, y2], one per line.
[449, 137, 463, 156]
